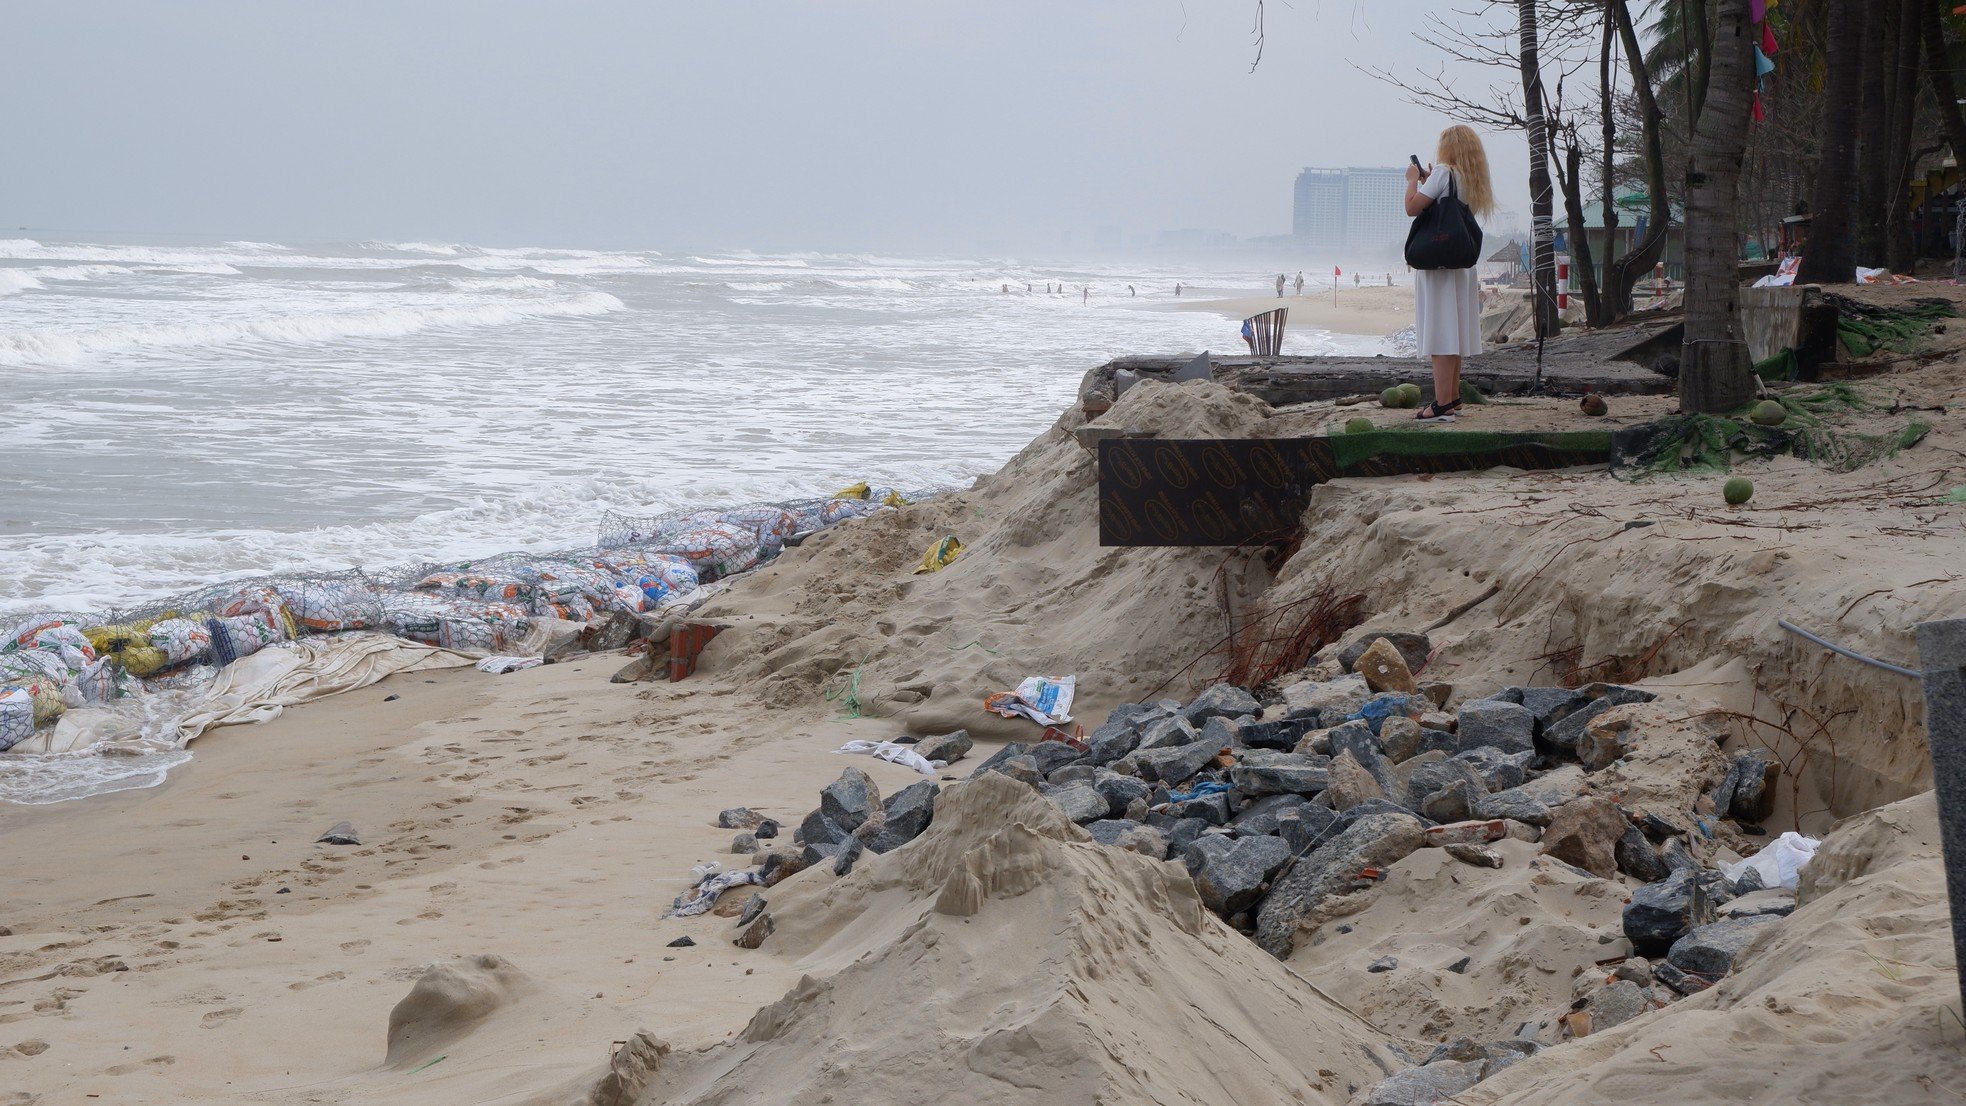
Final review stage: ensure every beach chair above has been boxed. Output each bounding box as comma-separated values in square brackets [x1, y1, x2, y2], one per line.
[1245, 308, 1287, 356]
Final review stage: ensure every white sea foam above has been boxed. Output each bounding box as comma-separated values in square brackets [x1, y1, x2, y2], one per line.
[0, 270, 43, 296]
[0, 291, 625, 367]
[826, 277, 914, 292]
[444, 274, 560, 291]
[725, 281, 788, 291]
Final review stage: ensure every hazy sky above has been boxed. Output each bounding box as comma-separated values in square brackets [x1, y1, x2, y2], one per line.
[5, 1, 1533, 254]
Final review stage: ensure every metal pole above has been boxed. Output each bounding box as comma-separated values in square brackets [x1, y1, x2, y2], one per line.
[1916, 618, 1966, 1020]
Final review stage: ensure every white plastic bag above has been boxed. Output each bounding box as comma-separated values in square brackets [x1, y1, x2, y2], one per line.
[1722, 831, 1820, 890]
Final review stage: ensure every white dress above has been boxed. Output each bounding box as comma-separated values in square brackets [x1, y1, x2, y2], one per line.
[1412, 165, 1482, 358]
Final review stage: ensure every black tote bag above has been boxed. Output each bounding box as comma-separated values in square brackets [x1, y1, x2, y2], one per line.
[1404, 172, 1484, 271]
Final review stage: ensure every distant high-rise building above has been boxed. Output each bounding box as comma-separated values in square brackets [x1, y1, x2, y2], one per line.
[1292, 166, 1411, 256]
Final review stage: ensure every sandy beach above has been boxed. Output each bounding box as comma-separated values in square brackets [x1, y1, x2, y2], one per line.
[1157, 284, 1418, 338]
[5, 284, 1966, 1104]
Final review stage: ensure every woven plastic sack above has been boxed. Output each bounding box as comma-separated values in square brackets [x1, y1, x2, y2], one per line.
[818, 498, 882, 527]
[65, 657, 120, 705]
[650, 522, 759, 579]
[593, 549, 699, 596]
[208, 610, 283, 665]
[211, 586, 299, 639]
[6, 620, 98, 668]
[413, 570, 540, 609]
[710, 506, 800, 557]
[280, 581, 382, 633]
[148, 617, 213, 668]
[0, 687, 34, 751]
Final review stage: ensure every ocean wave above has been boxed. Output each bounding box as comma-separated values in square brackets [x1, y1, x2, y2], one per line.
[221, 240, 291, 251]
[152, 262, 241, 275]
[688, 254, 811, 268]
[725, 281, 788, 292]
[825, 277, 914, 292]
[366, 240, 461, 255]
[0, 270, 43, 296]
[0, 291, 626, 367]
[444, 274, 561, 291]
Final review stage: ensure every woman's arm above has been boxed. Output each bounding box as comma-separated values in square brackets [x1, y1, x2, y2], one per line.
[1404, 162, 1435, 217]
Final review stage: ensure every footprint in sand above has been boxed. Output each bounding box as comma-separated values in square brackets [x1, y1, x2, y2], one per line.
[287, 971, 345, 992]
[103, 1055, 176, 1075]
[200, 1007, 242, 1028]
[339, 939, 370, 954]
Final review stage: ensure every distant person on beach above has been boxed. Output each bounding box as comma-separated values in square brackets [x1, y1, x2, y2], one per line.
[1175, 282, 1183, 296]
[1128, 284, 1136, 296]
[1294, 272, 1304, 295]
[1354, 273, 1361, 288]
[1275, 274, 1286, 298]
[1405, 123, 1496, 423]
[1240, 317, 1255, 351]
[1082, 286, 1088, 304]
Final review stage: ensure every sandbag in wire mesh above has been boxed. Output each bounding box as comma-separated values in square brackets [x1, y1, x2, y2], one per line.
[0, 687, 37, 752]
[147, 617, 214, 669]
[411, 569, 542, 609]
[382, 594, 531, 652]
[210, 586, 301, 641]
[278, 579, 386, 633]
[682, 506, 800, 558]
[206, 610, 284, 665]
[3, 618, 99, 671]
[64, 657, 122, 706]
[815, 498, 884, 528]
[592, 549, 701, 590]
[647, 522, 760, 580]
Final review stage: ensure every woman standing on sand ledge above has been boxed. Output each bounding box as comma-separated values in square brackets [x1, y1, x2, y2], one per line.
[1404, 124, 1496, 423]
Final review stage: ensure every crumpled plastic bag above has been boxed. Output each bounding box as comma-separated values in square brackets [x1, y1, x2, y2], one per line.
[912, 536, 963, 575]
[1722, 831, 1820, 890]
[985, 675, 1076, 727]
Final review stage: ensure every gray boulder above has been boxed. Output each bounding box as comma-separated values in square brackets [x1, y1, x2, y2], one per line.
[1544, 685, 1657, 753]
[1085, 722, 1142, 765]
[968, 742, 1029, 778]
[1147, 815, 1209, 858]
[1046, 763, 1098, 787]
[1379, 716, 1424, 763]
[1474, 785, 1553, 826]
[1276, 807, 1340, 854]
[1086, 818, 1145, 846]
[1230, 752, 1331, 796]
[867, 780, 937, 852]
[1395, 751, 1487, 811]
[1615, 822, 1671, 883]
[798, 809, 850, 847]
[996, 755, 1046, 788]
[1712, 750, 1781, 824]
[1133, 739, 1221, 786]
[1165, 790, 1233, 825]
[1231, 793, 1321, 837]
[1138, 714, 1199, 751]
[1043, 784, 1110, 825]
[1113, 824, 1167, 859]
[730, 832, 758, 855]
[1454, 746, 1532, 792]
[1667, 914, 1781, 976]
[830, 835, 864, 876]
[1028, 741, 1083, 774]
[1182, 684, 1262, 725]
[1356, 1060, 1480, 1106]
[1419, 779, 1480, 824]
[1624, 868, 1737, 955]
[913, 730, 972, 764]
[1452, 699, 1536, 755]
[1189, 834, 1293, 916]
[715, 807, 764, 829]
[1237, 717, 1318, 751]
[1511, 685, 1591, 728]
[1198, 715, 1247, 751]
[1586, 979, 1649, 1031]
[1254, 810, 1427, 956]
[819, 769, 881, 832]
[1093, 770, 1152, 817]
[1338, 632, 1432, 676]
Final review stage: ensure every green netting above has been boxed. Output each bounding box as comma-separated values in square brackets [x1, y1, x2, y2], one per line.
[1611, 384, 1928, 476]
[1327, 428, 1614, 470]
[1826, 294, 1955, 358]
[1753, 348, 1799, 382]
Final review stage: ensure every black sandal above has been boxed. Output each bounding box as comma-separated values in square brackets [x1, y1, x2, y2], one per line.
[1415, 398, 1462, 423]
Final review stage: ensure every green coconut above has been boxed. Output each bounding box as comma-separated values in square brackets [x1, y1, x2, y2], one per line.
[1749, 400, 1788, 427]
[1395, 383, 1423, 407]
[1580, 393, 1608, 416]
[1724, 476, 1755, 505]
[1345, 417, 1376, 434]
[1381, 387, 1402, 407]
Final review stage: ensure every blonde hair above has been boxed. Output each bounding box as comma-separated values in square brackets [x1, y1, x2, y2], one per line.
[1435, 125, 1496, 219]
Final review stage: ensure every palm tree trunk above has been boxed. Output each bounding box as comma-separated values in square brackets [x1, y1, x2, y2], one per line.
[1521, 0, 1562, 339]
[1679, 0, 1757, 414]
[1598, 12, 1622, 321]
[1797, 0, 1866, 284]
[1855, 0, 1896, 265]
[1885, 0, 1924, 272]
[1607, 0, 1673, 317]
[1924, 0, 1966, 167]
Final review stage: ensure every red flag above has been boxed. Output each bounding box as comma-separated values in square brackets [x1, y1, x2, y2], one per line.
[1334, 266, 1342, 277]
